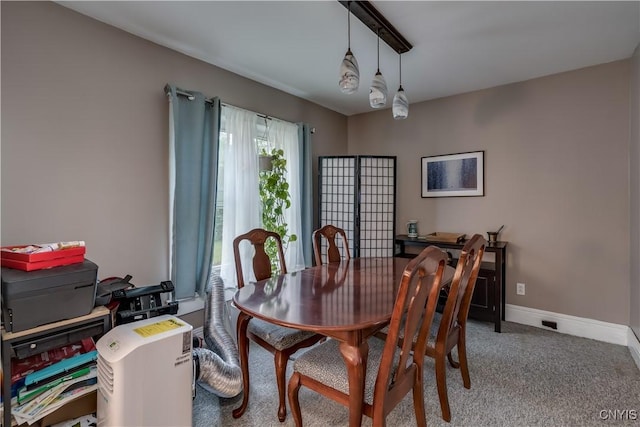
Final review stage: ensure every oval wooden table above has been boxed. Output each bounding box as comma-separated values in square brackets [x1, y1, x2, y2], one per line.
[233, 257, 453, 427]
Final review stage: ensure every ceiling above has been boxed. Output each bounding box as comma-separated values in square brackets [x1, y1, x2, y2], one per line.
[57, 1, 639, 116]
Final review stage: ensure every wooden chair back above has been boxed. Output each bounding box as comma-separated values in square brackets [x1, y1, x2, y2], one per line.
[233, 228, 287, 288]
[371, 246, 449, 422]
[427, 233, 486, 422]
[312, 224, 351, 265]
[437, 234, 486, 345]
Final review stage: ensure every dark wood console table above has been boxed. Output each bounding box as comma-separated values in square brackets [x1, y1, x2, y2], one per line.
[395, 235, 507, 332]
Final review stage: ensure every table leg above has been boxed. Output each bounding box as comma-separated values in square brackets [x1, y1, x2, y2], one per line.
[339, 340, 369, 427]
[495, 249, 504, 333]
[232, 312, 252, 418]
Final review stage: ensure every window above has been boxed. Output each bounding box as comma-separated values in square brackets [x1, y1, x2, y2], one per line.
[167, 85, 312, 305]
[215, 105, 304, 298]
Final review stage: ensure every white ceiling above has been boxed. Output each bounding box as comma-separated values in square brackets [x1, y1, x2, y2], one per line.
[58, 1, 639, 116]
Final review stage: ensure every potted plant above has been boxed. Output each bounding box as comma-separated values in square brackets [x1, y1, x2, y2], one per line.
[259, 148, 297, 274]
[259, 153, 274, 172]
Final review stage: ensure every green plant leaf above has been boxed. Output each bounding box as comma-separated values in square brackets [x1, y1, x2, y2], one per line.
[258, 146, 295, 273]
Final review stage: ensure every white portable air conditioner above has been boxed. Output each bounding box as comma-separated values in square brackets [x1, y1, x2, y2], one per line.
[96, 315, 193, 427]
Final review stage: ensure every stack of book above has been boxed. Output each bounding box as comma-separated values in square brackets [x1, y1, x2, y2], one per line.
[2, 339, 97, 426]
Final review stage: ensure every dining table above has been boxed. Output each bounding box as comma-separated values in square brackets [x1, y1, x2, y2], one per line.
[233, 256, 454, 427]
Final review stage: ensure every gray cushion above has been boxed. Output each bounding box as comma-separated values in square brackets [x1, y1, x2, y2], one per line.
[248, 318, 317, 351]
[293, 337, 399, 405]
[378, 311, 442, 345]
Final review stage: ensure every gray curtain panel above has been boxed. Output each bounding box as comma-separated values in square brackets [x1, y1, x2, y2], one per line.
[298, 123, 313, 267]
[166, 84, 220, 299]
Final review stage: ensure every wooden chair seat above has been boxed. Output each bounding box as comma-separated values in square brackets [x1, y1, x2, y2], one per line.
[377, 311, 442, 343]
[292, 337, 395, 405]
[248, 319, 319, 351]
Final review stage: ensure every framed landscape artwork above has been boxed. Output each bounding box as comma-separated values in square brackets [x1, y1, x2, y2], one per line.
[421, 151, 484, 198]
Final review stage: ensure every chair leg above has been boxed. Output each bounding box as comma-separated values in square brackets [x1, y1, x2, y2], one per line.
[447, 351, 460, 369]
[275, 350, 288, 422]
[435, 352, 451, 422]
[372, 414, 387, 427]
[412, 370, 427, 427]
[458, 333, 471, 389]
[371, 387, 387, 427]
[233, 313, 252, 418]
[287, 372, 303, 427]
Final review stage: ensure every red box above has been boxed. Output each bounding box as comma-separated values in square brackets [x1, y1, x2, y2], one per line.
[1, 246, 85, 271]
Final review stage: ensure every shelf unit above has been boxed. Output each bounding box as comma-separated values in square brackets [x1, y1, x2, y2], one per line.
[1, 306, 111, 427]
[395, 235, 507, 332]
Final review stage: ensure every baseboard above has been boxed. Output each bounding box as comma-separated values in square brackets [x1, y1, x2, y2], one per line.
[505, 304, 628, 346]
[628, 328, 640, 370]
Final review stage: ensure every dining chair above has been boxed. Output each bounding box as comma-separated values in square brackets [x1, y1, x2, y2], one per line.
[312, 224, 351, 265]
[233, 228, 324, 422]
[377, 233, 486, 422]
[287, 246, 448, 427]
[426, 233, 486, 422]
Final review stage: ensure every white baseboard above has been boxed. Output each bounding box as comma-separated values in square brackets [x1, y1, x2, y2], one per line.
[505, 304, 628, 346]
[629, 328, 640, 370]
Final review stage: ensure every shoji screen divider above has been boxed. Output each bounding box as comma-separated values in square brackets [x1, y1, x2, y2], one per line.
[318, 156, 396, 260]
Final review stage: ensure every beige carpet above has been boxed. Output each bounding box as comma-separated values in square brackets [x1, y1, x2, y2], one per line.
[194, 319, 640, 426]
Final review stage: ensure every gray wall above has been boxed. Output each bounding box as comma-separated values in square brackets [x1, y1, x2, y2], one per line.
[631, 43, 640, 339]
[348, 61, 631, 325]
[1, 2, 636, 330]
[1, 1, 346, 294]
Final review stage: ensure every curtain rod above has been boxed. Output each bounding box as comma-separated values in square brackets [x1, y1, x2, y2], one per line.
[220, 102, 291, 126]
[174, 89, 215, 105]
[220, 102, 316, 134]
[173, 89, 286, 124]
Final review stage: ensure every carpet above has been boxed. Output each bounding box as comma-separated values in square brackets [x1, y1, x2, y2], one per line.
[194, 319, 640, 426]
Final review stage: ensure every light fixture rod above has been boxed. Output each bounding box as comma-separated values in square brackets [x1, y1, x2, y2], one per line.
[338, 1, 412, 54]
[376, 27, 380, 71]
[347, 1, 351, 48]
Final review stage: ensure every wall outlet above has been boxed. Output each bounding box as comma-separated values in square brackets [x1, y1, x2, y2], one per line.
[516, 282, 526, 295]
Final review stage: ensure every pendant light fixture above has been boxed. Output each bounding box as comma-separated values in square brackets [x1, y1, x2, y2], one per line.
[369, 28, 387, 108]
[392, 52, 409, 120]
[339, 1, 359, 94]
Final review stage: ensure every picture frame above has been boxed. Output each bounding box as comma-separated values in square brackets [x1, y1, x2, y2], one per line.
[421, 151, 484, 198]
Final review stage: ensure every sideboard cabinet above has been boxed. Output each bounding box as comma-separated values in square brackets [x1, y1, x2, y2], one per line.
[395, 235, 507, 332]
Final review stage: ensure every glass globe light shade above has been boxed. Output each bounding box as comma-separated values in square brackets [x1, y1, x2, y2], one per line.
[392, 86, 409, 120]
[339, 49, 360, 94]
[369, 70, 387, 108]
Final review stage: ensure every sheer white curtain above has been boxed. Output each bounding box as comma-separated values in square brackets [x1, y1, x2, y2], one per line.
[219, 106, 260, 295]
[268, 120, 305, 272]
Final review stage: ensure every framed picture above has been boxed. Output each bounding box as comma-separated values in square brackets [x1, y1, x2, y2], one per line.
[421, 151, 484, 197]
